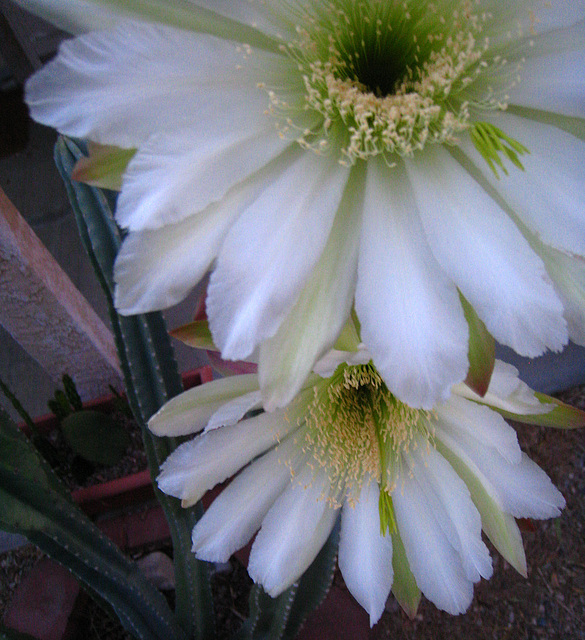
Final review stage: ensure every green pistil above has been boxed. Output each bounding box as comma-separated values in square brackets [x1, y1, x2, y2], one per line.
[379, 489, 397, 536]
[470, 121, 529, 178]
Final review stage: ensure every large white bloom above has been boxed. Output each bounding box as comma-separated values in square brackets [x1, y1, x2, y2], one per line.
[24, 0, 585, 409]
[148, 351, 578, 625]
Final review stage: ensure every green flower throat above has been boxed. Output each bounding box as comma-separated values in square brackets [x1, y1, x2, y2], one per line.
[299, 362, 433, 534]
[265, 0, 528, 172]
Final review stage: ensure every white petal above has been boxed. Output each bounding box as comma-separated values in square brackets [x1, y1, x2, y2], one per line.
[248, 466, 339, 596]
[481, 0, 585, 44]
[436, 395, 523, 465]
[407, 145, 567, 358]
[532, 241, 585, 347]
[183, 0, 295, 40]
[435, 410, 565, 520]
[355, 157, 469, 409]
[339, 482, 393, 627]
[116, 123, 290, 231]
[208, 152, 350, 360]
[408, 444, 493, 583]
[312, 345, 372, 378]
[506, 22, 585, 118]
[460, 113, 585, 257]
[435, 439, 528, 577]
[113, 182, 245, 314]
[191, 435, 300, 562]
[453, 360, 550, 416]
[258, 166, 364, 410]
[393, 471, 474, 615]
[26, 23, 274, 148]
[12, 0, 122, 33]
[17, 0, 285, 46]
[157, 409, 295, 506]
[148, 374, 259, 437]
[494, 453, 566, 519]
[205, 390, 262, 432]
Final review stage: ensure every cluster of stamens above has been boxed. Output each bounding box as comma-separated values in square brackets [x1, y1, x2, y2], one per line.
[299, 363, 432, 508]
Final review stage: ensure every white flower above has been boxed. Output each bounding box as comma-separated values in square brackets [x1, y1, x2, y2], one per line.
[149, 352, 576, 625]
[24, 0, 585, 409]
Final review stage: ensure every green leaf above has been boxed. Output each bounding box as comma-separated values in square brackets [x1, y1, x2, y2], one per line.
[0, 406, 69, 501]
[49, 389, 72, 421]
[0, 624, 40, 640]
[60, 410, 130, 465]
[62, 374, 84, 411]
[460, 294, 495, 397]
[0, 376, 36, 434]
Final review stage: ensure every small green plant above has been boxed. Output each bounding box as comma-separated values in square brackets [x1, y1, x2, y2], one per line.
[48, 374, 131, 466]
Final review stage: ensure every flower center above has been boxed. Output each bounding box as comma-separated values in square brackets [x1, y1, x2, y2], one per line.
[301, 363, 431, 508]
[272, 0, 499, 164]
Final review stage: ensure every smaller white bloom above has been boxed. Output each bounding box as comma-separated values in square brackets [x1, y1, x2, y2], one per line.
[151, 352, 576, 625]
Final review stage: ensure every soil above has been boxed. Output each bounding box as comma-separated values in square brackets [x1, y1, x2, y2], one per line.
[1, 387, 584, 639]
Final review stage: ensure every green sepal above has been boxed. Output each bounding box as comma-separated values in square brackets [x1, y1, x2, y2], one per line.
[333, 313, 361, 352]
[460, 294, 495, 397]
[72, 143, 136, 191]
[390, 530, 421, 619]
[170, 319, 217, 350]
[495, 393, 585, 429]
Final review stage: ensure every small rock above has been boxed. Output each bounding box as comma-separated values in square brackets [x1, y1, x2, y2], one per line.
[212, 561, 233, 575]
[137, 551, 175, 591]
